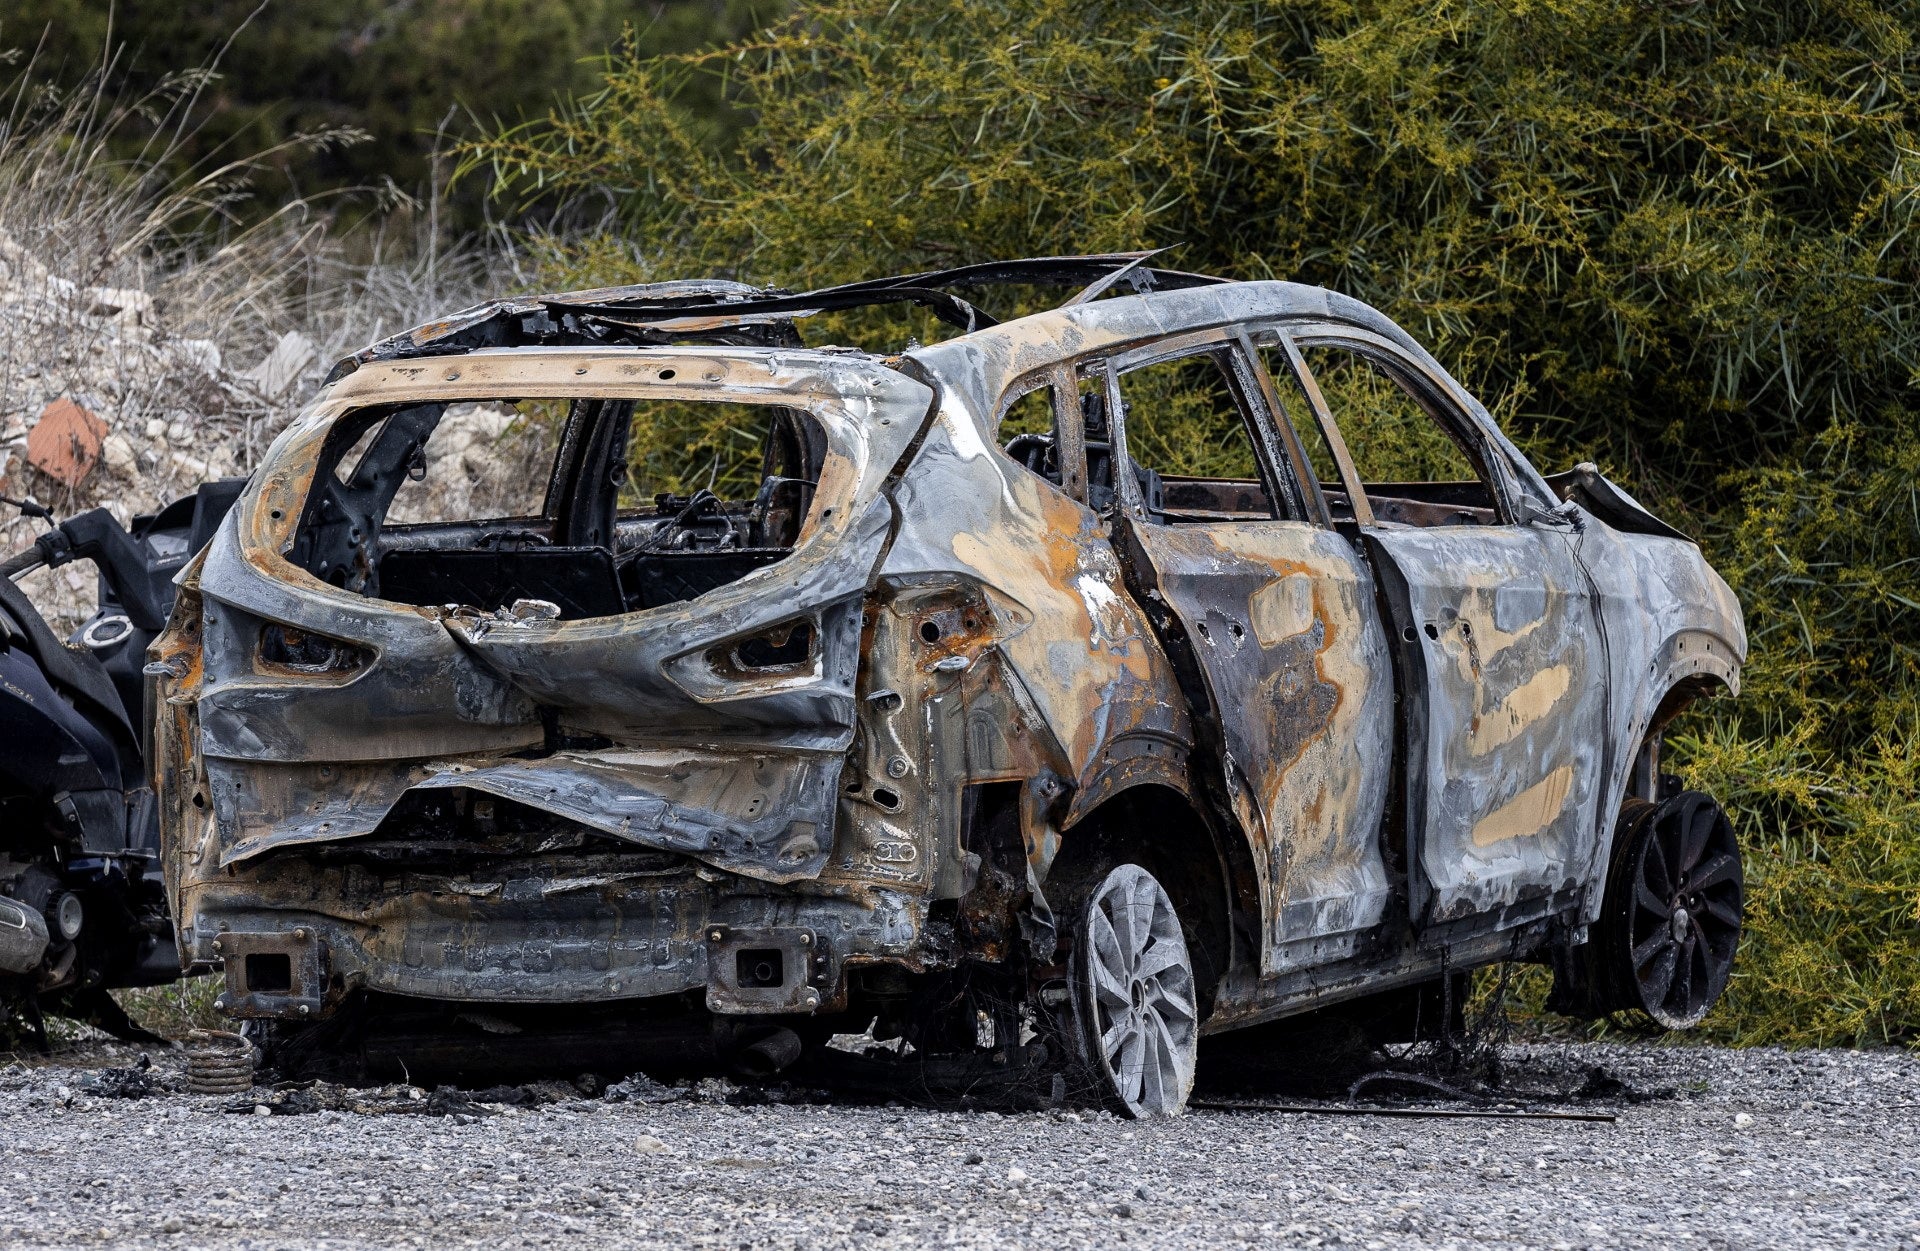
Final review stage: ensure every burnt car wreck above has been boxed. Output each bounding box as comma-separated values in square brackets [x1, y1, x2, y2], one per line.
[152, 255, 1747, 1114]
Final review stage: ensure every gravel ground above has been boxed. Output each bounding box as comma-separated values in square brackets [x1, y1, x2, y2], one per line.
[1, 1037, 1916, 1250]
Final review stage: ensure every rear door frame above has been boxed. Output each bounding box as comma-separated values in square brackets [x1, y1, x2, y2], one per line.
[1097, 328, 1401, 974]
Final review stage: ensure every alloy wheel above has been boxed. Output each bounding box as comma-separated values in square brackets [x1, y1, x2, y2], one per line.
[1076, 863, 1197, 1117]
[1622, 791, 1743, 1028]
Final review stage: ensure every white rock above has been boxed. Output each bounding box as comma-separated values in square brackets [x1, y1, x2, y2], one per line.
[85, 286, 153, 328]
[171, 339, 222, 375]
[1007, 1166, 1029, 1184]
[145, 418, 169, 442]
[634, 1134, 670, 1154]
[100, 433, 137, 477]
[242, 331, 317, 399]
[166, 450, 210, 479]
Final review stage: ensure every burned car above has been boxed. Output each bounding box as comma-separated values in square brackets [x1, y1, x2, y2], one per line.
[151, 256, 1745, 1114]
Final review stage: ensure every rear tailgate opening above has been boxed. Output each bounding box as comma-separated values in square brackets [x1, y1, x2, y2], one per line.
[290, 391, 829, 620]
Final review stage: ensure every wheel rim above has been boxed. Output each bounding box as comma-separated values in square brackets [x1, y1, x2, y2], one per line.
[1625, 792, 1742, 1028]
[1081, 864, 1197, 1116]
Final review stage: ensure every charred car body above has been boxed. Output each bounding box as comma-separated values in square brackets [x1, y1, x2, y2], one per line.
[153, 257, 1746, 1114]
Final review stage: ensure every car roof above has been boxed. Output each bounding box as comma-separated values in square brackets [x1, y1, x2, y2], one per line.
[319, 256, 1554, 507]
[324, 254, 1223, 384]
[905, 279, 1557, 508]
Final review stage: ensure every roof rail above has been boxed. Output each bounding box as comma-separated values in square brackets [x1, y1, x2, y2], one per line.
[326, 254, 1225, 385]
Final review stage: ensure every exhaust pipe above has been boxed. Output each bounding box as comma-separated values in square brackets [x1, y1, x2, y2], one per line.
[732, 1027, 804, 1078]
[0, 896, 49, 975]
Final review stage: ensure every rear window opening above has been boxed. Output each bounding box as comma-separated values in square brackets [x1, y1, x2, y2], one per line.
[288, 393, 826, 619]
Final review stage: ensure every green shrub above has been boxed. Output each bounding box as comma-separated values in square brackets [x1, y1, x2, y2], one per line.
[1672, 410, 1920, 1045]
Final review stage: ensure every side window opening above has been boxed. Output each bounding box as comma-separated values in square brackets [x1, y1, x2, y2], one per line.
[1112, 348, 1285, 523]
[1280, 342, 1504, 528]
[997, 383, 1061, 485]
[290, 394, 826, 619]
[1257, 346, 1348, 522]
[994, 370, 1097, 506]
[997, 386, 1054, 441]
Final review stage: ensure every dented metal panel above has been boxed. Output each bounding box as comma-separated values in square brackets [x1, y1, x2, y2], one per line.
[879, 398, 1194, 854]
[157, 347, 940, 1019]
[1124, 520, 1395, 972]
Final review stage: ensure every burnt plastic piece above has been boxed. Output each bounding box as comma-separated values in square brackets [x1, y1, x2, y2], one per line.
[376, 548, 625, 619]
[621, 549, 789, 610]
[1544, 463, 1692, 542]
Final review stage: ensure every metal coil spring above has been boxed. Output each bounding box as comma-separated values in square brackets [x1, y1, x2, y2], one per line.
[186, 1029, 254, 1095]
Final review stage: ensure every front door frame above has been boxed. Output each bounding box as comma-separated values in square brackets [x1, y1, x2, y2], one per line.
[1265, 321, 1611, 939]
[1098, 330, 1399, 973]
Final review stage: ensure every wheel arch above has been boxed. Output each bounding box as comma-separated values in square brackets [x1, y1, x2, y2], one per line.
[1580, 638, 1742, 929]
[1042, 780, 1258, 1021]
[1628, 639, 1742, 807]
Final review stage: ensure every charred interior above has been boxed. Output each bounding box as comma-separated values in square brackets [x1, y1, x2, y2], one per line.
[287, 394, 826, 620]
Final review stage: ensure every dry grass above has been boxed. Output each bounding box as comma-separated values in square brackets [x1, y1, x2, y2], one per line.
[0, 43, 521, 628]
[113, 977, 227, 1040]
[0, 44, 524, 1042]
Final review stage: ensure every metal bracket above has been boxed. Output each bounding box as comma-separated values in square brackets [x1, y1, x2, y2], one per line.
[704, 925, 834, 1015]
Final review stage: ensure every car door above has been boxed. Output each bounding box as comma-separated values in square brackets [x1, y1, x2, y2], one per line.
[1101, 331, 1397, 974]
[1268, 326, 1610, 935]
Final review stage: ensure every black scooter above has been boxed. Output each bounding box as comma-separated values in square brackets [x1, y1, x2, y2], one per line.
[0, 481, 241, 1044]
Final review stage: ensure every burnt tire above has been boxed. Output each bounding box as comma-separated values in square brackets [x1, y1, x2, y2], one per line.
[1592, 791, 1744, 1029]
[1067, 863, 1197, 1117]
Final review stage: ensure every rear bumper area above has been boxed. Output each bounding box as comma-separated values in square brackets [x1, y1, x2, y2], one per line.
[183, 861, 921, 1020]
[202, 748, 845, 884]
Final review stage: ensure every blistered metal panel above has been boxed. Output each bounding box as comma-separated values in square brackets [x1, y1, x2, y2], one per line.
[880, 399, 1194, 840]
[1563, 516, 1747, 923]
[1367, 525, 1609, 926]
[1126, 520, 1395, 972]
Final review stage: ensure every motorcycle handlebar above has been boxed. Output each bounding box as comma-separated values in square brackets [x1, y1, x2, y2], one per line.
[0, 545, 47, 579]
[2, 511, 170, 628]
